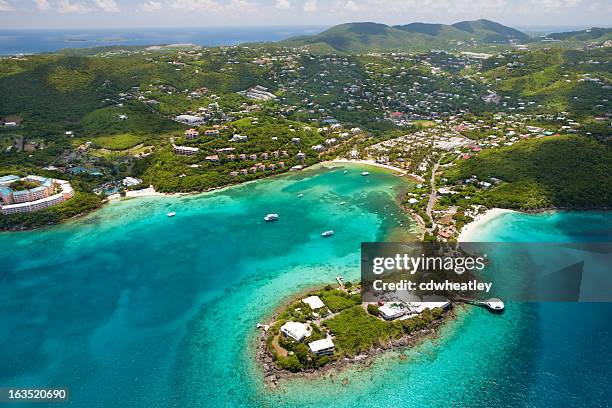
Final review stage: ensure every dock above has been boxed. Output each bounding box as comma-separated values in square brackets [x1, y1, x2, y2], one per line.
[457, 297, 504, 312]
[336, 276, 344, 288]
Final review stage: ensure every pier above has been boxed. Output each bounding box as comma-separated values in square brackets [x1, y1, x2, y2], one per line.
[457, 297, 505, 312]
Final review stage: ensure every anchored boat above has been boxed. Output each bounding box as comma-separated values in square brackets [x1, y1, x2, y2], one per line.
[264, 213, 279, 222]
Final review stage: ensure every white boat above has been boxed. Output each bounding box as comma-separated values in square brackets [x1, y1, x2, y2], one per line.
[264, 213, 279, 222]
[361, 171, 370, 176]
[340, 202, 346, 205]
[343, 170, 348, 174]
[321, 230, 334, 237]
[298, 193, 304, 198]
[167, 212, 176, 217]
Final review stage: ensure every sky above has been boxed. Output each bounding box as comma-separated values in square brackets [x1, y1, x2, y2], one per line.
[0, 0, 610, 29]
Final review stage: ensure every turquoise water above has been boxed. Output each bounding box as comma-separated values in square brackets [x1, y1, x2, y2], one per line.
[0, 164, 417, 407]
[1, 166, 610, 407]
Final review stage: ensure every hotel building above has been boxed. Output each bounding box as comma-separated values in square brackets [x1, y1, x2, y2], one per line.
[0, 175, 75, 215]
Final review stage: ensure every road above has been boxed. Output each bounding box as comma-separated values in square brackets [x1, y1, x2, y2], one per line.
[425, 159, 441, 220]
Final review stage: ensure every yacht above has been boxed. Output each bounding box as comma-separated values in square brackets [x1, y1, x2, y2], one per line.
[298, 193, 304, 198]
[167, 212, 176, 217]
[343, 170, 348, 174]
[361, 171, 370, 176]
[264, 213, 279, 222]
[321, 230, 334, 237]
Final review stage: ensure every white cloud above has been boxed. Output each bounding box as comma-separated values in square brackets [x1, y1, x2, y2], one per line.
[34, 0, 51, 10]
[141, 1, 163, 12]
[58, 0, 92, 13]
[94, 0, 120, 12]
[303, 0, 316, 12]
[275, 0, 290, 9]
[344, 0, 359, 11]
[0, 0, 14, 11]
[168, 0, 222, 11]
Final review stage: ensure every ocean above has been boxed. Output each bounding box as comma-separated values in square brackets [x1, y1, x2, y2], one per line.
[0, 26, 327, 55]
[0, 164, 610, 407]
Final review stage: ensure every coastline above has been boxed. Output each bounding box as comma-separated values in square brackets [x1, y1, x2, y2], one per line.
[458, 208, 516, 242]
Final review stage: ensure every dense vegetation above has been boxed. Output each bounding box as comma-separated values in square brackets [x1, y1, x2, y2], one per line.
[445, 135, 612, 209]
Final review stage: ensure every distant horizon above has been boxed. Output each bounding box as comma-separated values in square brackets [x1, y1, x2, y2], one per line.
[1, 0, 610, 30]
[0, 21, 609, 32]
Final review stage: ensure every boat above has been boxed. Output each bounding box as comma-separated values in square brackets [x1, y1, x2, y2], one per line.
[167, 212, 176, 217]
[361, 171, 370, 176]
[264, 213, 279, 222]
[343, 170, 348, 174]
[321, 230, 334, 237]
[340, 201, 346, 205]
[298, 193, 304, 198]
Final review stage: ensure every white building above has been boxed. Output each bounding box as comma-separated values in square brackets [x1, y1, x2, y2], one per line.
[302, 296, 325, 310]
[308, 338, 335, 356]
[280, 321, 310, 342]
[173, 145, 199, 155]
[378, 304, 406, 321]
[122, 177, 142, 187]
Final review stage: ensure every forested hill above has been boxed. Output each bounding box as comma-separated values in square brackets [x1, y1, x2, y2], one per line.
[279, 19, 531, 52]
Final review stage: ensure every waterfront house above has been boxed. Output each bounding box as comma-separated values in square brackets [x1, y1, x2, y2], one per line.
[308, 338, 335, 356]
[302, 296, 325, 310]
[280, 322, 310, 342]
[379, 304, 406, 320]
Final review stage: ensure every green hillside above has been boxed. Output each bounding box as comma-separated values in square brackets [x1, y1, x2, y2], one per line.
[481, 48, 612, 120]
[548, 27, 612, 42]
[451, 19, 530, 42]
[281, 19, 532, 52]
[445, 135, 612, 209]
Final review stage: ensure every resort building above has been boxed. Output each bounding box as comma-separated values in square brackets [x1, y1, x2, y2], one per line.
[0, 175, 74, 215]
[173, 145, 199, 155]
[185, 128, 200, 139]
[308, 338, 335, 356]
[280, 321, 310, 342]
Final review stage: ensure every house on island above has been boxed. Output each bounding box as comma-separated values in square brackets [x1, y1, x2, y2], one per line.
[378, 304, 406, 320]
[302, 295, 325, 310]
[280, 321, 310, 342]
[308, 338, 335, 356]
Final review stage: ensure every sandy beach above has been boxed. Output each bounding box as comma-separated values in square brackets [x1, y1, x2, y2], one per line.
[330, 158, 426, 182]
[458, 208, 516, 242]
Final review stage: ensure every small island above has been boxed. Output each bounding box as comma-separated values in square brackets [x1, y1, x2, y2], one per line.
[257, 281, 451, 385]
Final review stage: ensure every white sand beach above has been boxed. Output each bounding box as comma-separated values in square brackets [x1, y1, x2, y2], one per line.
[330, 158, 410, 176]
[458, 208, 516, 242]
